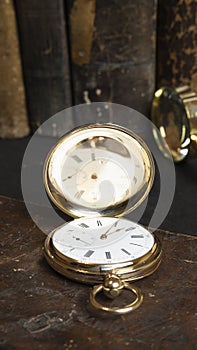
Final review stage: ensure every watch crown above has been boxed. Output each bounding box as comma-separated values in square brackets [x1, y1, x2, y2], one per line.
[103, 274, 124, 299]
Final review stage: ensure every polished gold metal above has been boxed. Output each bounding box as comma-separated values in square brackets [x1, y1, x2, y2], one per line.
[102, 274, 125, 299]
[44, 123, 155, 218]
[89, 275, 143, 314]
[43, 123, 161, 315]
[44, 231, 161, 285]
[151, 86, 197, 162]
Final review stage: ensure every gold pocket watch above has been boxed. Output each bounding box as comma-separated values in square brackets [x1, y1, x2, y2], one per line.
[43, 123, 162, 314]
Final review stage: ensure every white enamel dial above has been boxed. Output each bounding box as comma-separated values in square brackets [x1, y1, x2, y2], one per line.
[52, 217, 155, 265]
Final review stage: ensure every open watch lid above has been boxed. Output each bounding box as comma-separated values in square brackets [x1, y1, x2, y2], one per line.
[43, 123, 155, 218]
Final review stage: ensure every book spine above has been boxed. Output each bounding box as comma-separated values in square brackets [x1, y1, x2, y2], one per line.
[0, 0, 29, 138]
[157, 0, 197, 92]
[68, 0, 157, 117]
[15, 0, 72, 132]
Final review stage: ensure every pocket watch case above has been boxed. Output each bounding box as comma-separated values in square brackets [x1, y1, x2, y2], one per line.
[43, 123, 161, 314]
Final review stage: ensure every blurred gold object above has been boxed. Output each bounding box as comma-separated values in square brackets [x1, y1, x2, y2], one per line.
[151, 86, 197, 162]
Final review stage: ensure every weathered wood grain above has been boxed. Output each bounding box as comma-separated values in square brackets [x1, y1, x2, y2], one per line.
[0, 195, 196, 349]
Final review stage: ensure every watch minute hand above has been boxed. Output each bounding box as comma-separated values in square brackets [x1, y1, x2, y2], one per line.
[99, 221, 118, 240]
[100, 226, 125, 240]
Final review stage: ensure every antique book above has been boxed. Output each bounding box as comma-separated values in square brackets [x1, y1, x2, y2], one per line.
[68, 0, 157, 117]
[15, 0, 72, 132]
[157, 0, 197, 92]
[0, 0, 29, 138]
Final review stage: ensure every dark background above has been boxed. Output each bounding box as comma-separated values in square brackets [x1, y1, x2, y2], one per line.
[0, 0, 197, 236]
[0, 135, 197, 236]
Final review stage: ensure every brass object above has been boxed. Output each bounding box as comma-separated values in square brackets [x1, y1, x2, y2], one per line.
[151, 86, 197, 162]
[44, 223, 161, 284]
[90, 275, 143, 315]
[44, 123, 154, 218]
[43, 123, 161, 314]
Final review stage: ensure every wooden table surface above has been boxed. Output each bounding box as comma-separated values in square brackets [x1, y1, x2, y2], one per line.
[0, 195, 196, 350]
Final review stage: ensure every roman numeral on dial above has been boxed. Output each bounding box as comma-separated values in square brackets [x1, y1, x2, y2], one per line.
[84, 250, 94, 257]
[74, 190, 84, 199]
[78, 222, 89, 228]
[131, 235, 144, 238]
[133, 176, 137, 184]
[91, 153, 96, 161]
[125, 226, 136, 231]
[105, 251, 111, 260]
[121, 248, 131, 255]
[71, 155, 82, 163]
[97, 220, 102, 226]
